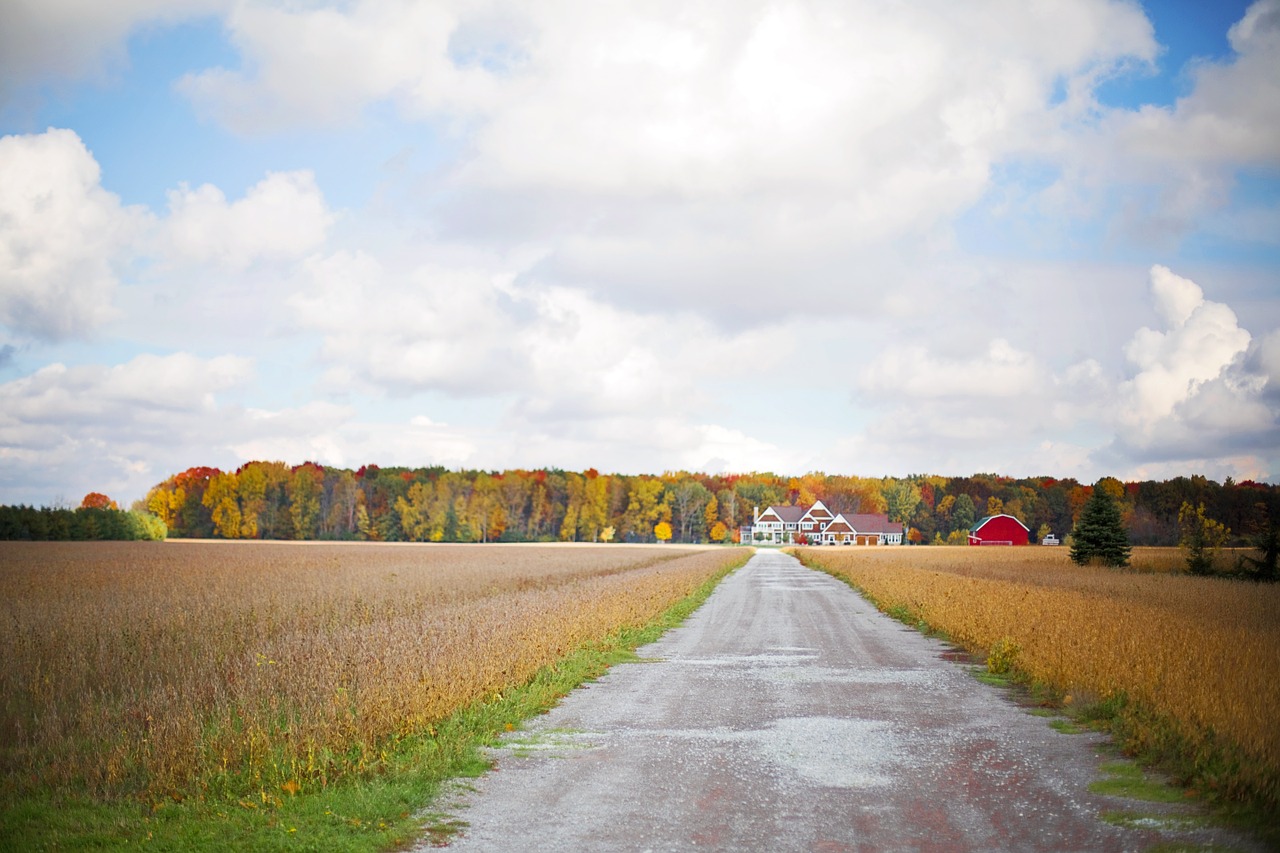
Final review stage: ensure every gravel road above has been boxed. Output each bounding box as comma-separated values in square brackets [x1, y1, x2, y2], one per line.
[422, 549, 1255, 852]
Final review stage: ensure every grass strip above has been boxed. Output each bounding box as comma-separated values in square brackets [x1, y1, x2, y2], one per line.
[0, 551, 751, 851]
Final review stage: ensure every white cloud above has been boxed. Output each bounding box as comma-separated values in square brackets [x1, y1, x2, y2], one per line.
[1050, 0, 1280, 239]
[1120, 264, 1253, 430]
[290, 247, 771, 423]
[0, 0, 226, 100]
[171, 1, 1160, 317]
[0, 128, 146, 341]
[0, 352, 253, 505]
[161, 171, 333, 270]
[859, 339, 1044, 399]
[178, 0, 505, 131]
[1101, 266, 1278, 470]
[0, 353, 252, 426]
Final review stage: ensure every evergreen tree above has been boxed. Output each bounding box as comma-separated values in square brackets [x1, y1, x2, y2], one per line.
[1070, 486, 1131, 567]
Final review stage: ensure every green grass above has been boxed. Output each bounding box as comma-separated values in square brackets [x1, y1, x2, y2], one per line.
[1049, 719, 1088, 735]
[1090, 760, 1187, 803]
[0, 553, 749, 851]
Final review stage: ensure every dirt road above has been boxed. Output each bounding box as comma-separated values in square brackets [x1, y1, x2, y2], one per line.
[424, 549, 1248, 851]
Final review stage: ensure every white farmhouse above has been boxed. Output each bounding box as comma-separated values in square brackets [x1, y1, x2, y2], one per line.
[741, 500, 904, 546]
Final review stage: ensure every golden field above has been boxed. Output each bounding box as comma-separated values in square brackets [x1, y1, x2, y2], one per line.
[0, 541, 743, 802]
[798, 545, 1280, 809]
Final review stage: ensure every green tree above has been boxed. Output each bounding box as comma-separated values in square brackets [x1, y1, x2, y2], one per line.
[1239, 504, 1280, 583]
[951, 494, 977, 533]
[1178, 501, 1229, 576]
[1070, 486, 1131, 567]
[884, 479, 922, 525]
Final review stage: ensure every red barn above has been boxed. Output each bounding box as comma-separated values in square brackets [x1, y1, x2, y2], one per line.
[967, 514, 1031, 546]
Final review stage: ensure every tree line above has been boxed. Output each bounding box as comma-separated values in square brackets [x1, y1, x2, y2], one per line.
[0, 504, 167, 541]
[106, 463, 1276, 547]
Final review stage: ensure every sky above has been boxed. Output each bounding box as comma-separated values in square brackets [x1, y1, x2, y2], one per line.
[1, 0, 1278, 508]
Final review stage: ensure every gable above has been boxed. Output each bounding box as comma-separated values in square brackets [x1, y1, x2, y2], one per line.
[971, 514, 1030, 534]
[802, 500, 833, 522]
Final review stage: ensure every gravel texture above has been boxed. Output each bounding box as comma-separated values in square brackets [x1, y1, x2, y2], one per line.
[421, 549, 1260, 852]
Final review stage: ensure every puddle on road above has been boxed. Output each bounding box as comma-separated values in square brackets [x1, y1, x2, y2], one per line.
[752, 716, 903, 789]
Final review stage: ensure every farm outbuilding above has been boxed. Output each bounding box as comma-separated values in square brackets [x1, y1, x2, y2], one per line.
[967, 514, 1031, 546]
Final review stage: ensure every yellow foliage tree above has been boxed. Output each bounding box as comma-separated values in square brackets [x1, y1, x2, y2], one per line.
[709, 520, 728, 542]
[654, 521, 673, 543]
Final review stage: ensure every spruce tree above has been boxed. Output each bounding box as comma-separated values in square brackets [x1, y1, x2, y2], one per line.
[1070, 486, 1131, 567]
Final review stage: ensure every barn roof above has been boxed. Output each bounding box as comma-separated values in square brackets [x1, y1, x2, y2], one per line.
[970, 514, 1031, 534]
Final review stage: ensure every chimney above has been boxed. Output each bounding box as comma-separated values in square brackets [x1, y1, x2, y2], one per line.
[754, 506, 759, 524]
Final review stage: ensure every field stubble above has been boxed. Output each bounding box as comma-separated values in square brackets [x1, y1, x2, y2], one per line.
[798, 545, 1280, 813]
[0, 541, 742, 804]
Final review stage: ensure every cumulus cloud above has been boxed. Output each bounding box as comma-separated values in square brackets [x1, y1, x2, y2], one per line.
[161, 171, 333, 270]
[834, 265, 1279, 481]
[0, 129, 145, 341]
[1119, 265, 1253, 431]
[1098, 265, 1279, 469]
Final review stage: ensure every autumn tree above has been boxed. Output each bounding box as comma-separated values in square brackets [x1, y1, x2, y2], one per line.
[668, 478, 710, 543]
[396, 482, 433, 542]
[288, 463, 325, 540]
[203, 471, 242, 538]
[703, 495, 719, 538]
[622, 478, 665, 542]
[80, 492, 117, 510]
[236, 463, 267, 538]
[654, 521, 672, 543]
[325, 470, 361, 538]
[1178, 501, 1229, 576]
[717, 488, 740, 530]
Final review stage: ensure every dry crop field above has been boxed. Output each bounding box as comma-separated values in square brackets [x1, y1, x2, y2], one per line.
[798, 545, 1280, 811]
[0, 540, 742, 805]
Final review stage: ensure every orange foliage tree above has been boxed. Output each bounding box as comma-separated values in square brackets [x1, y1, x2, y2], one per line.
[80, 493, 118, 511]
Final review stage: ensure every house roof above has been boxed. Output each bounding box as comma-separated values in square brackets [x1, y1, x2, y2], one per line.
[750, 504, 903, 536]
[836, 513, 904, 534]
[766, 505, 807, 523]
[969, 514, 1031, 534]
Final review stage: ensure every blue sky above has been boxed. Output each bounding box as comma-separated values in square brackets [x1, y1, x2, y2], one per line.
[1, 0, 1278, 507]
